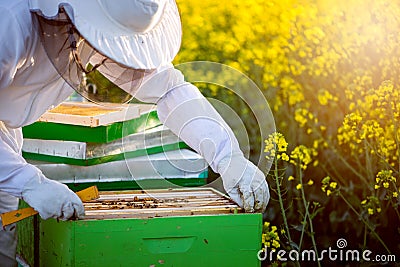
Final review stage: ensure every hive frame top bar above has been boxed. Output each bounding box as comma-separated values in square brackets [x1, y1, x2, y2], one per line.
[96, 187, 226, 198]
[82, 187, 242, 220]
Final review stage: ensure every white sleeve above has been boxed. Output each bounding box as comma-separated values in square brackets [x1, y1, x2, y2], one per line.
[0, 4, 31, 90]
[133, 64, 242, 171]
[132, 63, 185, 103]
[0, 124, 40, 197]
[0, 4, 43, 196]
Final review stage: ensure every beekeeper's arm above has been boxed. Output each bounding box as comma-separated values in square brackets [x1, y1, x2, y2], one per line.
[0, 125, 84, 220]
[132, 64, 270, 213]
[0, 5, 84, 220]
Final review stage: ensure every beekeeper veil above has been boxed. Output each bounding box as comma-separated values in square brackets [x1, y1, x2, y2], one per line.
[29, 0, 182, 104]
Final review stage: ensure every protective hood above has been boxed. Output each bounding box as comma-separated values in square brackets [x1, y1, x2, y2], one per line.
[35, 13, 147, 104]
[29, 0, 182, 69]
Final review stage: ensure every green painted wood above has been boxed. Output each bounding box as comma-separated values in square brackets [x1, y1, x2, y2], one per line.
[17, 179, 207, 266]
[22, 110, 161, 143]
[39, 213, 262, 267]
[66, 177, 207, 192]
[22, 142, 189, 166]
[16, 202, 36, 267]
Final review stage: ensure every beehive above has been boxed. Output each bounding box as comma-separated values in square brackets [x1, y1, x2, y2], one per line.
[27, 149, 208, 191]
[22, 125, 187, 166]
[22, 102, 161, 143]
[37, 188, 262, 267]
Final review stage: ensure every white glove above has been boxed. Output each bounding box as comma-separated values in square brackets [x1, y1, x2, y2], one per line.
[136, 66, 270, 212]
[21, 173, 85, 220]
[218, 154, 270, 213]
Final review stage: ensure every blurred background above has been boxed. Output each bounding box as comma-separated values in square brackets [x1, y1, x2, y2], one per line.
[174, 0, 400, 264]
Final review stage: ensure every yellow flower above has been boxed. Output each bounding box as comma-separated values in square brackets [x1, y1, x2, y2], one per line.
[294, 109, 308, 127]
[393, 192, 399, 198]
[318, 90, 334, 106]
[288, 176, 295, 181]
[277, 136, 288, 152]
[330, 182, 337, 189]
[264, 132, 289, 160]
[368, 208, 374, 215]
[383, 182, 389, 188]
[326, 189, 332, 196]
[290, 145, 315, 170]
[307, 179, 314, 186]
[361, 199, 367, 205]
[296, 184, 302, 190]
[374, 185, 380, 190]
[313, 140, 319, 149]
[281, 153, 289, 161]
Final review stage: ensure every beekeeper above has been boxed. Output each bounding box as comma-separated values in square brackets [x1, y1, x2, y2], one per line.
[0, 0, 270, 265]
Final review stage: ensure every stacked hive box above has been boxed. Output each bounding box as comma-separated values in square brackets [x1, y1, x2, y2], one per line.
[21, 101, 208, 191]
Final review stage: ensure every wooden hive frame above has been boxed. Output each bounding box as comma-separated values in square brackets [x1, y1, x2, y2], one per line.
[83, 188, 242, 219]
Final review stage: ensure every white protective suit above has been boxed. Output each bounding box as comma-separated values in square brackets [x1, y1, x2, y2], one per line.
[0, 0, 269, 265]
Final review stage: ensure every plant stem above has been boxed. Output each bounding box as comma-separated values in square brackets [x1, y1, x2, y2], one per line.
[389, 102, 400, 176]
[314, 131, 369, 186]
[273, 158, 300, 267]
[298, 203, 308, 251]
[390, 197, 400, 221]
[363, 224, 367, 251]
[338, 192, 391, 254]
[364, 139, 374, 182]
[299, 168, 321, 267]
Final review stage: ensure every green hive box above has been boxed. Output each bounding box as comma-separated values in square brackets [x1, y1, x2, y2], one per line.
[22, 102, 161, 143]
[19, 188, 262, 267]
[22, 126, 188, 166]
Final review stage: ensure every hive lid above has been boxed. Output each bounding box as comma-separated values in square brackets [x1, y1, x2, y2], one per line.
[83, 188, 241, 220]
[23, 101, 162, 143]
[38, 101, 148, 127]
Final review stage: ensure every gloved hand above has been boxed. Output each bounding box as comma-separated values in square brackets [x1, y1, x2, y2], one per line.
[21, 173, 85, 220]
[218, 154, 270, 213]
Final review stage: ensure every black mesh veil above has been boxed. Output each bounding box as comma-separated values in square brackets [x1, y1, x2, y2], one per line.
[34, 9, 146, 104]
